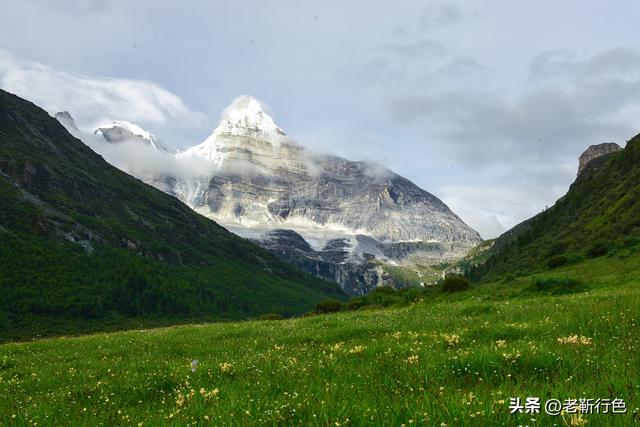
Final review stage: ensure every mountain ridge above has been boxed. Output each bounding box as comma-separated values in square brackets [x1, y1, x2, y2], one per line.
[468, 134, 640, 281]
[0, 89, 343, 341]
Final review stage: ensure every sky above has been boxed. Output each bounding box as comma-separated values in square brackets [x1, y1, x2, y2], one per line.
[2, 0, 640, 238]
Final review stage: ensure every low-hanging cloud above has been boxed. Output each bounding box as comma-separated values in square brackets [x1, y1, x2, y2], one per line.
[0, 50, 207, 133]
[71, 129, 214, 183]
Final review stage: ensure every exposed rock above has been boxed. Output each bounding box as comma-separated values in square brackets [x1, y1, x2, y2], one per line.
[577, 143, 622, 176]
[251, 229, 383, 295]
[54, 111, 78, 132]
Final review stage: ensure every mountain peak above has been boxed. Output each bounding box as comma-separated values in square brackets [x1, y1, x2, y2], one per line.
[94, 121, 177, 153]
[54, 111, 78, 132]
[213, 95, 286, 140]
[180, 96, 288, 165]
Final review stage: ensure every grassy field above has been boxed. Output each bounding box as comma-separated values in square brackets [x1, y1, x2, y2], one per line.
[1, 253, 639, 426]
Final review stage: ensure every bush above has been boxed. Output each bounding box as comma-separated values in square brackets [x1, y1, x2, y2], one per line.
[441, 275, 470, 293]
[399, 287, 423, 303]
[314, 299, 343, 314]
[547, 255, 568, 269]
[370, 286, 396, 296]
[530, 277, 589, 295]
[586, 241, 609, 258]
[547, 241, 568, 257]
[260, 313, 284, 321]
[344, 299, 364, 311]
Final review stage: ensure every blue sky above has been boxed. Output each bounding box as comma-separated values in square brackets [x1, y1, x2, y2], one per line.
[2, 0, 640, 237]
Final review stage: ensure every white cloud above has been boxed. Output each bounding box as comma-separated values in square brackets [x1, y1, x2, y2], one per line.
[0, 50, 207, 133]
[440, 181, 568, 239]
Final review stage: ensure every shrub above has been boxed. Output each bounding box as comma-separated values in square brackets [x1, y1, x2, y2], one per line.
[530, 277, 589, 295]
[547, 255, 568, 269]
[501, 273, 516, 284]
[344, 299, 364, 311]
[260, 313, 284, 321]
[441, 275, 470, 293]
[547, 241, 568, 257]
[399, 287, 422, 303]
[370, 286, 396, 296]
[586, 241, 609, 258]
[314, 299, 343, 314]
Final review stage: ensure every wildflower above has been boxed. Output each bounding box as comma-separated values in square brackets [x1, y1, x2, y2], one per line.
[349, 345, 365, 354]
[200, 387, 219, 399]
[562, 410, 588, 426]
[557, 335, 593, 345]
[219, 362, 234, 373]
[191, 359, 199, 373]
[495, 340, 507, 348]
[442, 333, 461, 347]
[502, 351, 521, 364]
[406, 355, 419, 365]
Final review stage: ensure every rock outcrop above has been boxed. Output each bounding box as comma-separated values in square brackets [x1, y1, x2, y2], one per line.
[577, 143, 622, 176]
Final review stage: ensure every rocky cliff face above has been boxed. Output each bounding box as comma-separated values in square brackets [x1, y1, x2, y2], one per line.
[160, 96, 481, 294]
[577, 143, 622, 176]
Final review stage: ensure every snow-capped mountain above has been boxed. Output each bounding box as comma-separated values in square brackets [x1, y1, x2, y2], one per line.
[56, 96, 481, 294]
[94, 120, 177, 153]
[153, 95, 482, 294]
[180, 96, 287, 166]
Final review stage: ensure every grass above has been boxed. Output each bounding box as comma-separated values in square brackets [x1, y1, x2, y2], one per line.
[1, 254, 639, 426]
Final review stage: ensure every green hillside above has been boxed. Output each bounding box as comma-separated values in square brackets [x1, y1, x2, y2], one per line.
[0, 89, 343, 342]
[469, 134, 640, 281]
[1, 253, 638, 426]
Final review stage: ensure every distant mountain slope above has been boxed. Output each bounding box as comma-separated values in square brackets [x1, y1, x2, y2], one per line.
[0, 89, 343, 341]
[470, 134, 640, 281]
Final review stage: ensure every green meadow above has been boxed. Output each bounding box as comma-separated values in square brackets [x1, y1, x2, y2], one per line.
[1, 252, 639, 426]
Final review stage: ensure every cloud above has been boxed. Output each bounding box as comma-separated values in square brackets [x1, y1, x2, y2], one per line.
[0, 50, 207, 133]
[529, 47, 640, 82]
[77, 130, 213, 182]
[387, 47, 640, 170]
[380, 39, 446, 58]
[440, 179, 570, 239]
[418, 3, 464, 28]
[377, 46, 640, 238]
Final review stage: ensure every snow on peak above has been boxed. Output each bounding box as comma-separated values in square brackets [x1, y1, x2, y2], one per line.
[214, 95, 286, 139]
[180, 95, 288, 165]
[96, 120, 154, 142]
[94, 121, 177, 153]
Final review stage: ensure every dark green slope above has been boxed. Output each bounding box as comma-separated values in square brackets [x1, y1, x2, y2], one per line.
[0, 89, 343, 341]
[470, 133, 640, 281]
